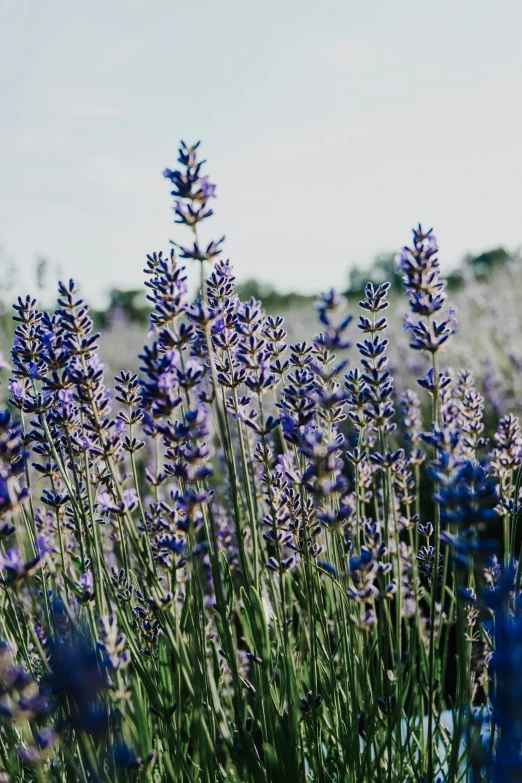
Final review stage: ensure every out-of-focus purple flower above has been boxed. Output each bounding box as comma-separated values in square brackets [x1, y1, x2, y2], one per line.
[0, 548, 40, 586]
[8, 380, 27, 402]
[47, 619, 111, 739]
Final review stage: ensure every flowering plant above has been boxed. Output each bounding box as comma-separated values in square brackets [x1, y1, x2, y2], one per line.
[0, 142, 518, 782]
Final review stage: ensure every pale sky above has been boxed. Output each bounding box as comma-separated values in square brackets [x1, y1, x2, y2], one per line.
[1, 0, 522, 304]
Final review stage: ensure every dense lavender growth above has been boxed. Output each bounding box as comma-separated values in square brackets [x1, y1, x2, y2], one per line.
[0, 142, 519, 782]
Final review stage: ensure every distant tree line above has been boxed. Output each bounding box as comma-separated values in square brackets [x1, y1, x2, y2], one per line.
[91, 246, 517, 324]
[345, 247, 514, 297]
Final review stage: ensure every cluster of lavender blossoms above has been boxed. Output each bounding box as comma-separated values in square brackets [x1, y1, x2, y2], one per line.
[0, 145, 519, 782]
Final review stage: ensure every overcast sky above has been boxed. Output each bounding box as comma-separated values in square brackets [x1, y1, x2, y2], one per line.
[1, 0, 522, 304]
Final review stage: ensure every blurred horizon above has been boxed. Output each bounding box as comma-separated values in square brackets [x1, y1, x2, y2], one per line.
[2, 0, 522, 304]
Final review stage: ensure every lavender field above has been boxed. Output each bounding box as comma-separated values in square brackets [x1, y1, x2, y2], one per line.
[1, 141, 522, 783]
